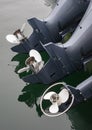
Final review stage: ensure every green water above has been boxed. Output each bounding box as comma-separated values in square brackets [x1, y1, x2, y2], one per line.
[0, 0, 92, 130]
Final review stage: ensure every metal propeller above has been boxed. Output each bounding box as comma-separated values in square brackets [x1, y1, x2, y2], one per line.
[6, 23, 26, 44]
[17, 49, 43, 74]
[20, 23, 26, 33]
[43, 89, 69, 114]
[29, 49, 42, 62]
[17, 66, 30, 74]
[6, 34, 20, 44]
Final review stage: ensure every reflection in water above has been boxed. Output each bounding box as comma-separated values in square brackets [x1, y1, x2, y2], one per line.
[68, 100, 92, 130]
[18, 83, 48, 117]
[12, 52, 92, 129]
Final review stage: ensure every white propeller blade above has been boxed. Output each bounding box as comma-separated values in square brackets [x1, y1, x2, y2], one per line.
[17, 66, 30, 74]
[49, 103, 59, 114]
[20, 23, 26, 33]
[59, 89, 69, 103]
[29, 49, 42, 62]
[6, 34, 20, 44]
[44, 92, 56, 100]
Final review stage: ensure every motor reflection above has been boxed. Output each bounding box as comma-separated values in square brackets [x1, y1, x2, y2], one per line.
[68, 100, 92, 130]
[18, 83, 48, 117]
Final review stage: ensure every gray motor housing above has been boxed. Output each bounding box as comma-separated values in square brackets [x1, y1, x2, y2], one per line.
[22, 1, 92, 84]
[11, 0, 89, 53]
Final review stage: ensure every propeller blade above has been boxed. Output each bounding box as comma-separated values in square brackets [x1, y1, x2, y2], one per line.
[49, 103, 59, 114]
[44, 92, 56, 100]
[29, 49, 42, 62]
[20, 23, 26, 32]
[59, 89, 69, 103]
[6, 34, 20, 44]
[17, 66, 30, 74]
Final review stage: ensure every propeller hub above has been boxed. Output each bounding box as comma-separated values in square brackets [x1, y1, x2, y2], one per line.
[40, 82, 74, 117]
[50, 94, 59, 103]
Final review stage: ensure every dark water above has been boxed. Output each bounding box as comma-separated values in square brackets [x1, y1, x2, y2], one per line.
[0, 0, 92, 130]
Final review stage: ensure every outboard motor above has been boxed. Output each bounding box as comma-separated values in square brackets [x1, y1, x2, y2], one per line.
[6, 0, 89, 53]
[40, 76, 92, 117]
[21, 1, 92, 84]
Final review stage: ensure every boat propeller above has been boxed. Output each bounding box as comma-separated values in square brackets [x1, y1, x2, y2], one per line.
[40, 82, 74, 117]
[17, 49, 44, 74]
[6, 23, 26, 44]
[44, 89, 69, 114]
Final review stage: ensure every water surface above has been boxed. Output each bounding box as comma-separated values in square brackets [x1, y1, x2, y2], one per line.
[0, 0, 92, 130]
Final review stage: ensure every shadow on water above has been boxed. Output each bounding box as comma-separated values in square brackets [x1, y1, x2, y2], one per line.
[12, 52, 92, 130]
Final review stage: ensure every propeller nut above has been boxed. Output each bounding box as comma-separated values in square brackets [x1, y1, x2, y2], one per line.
[50, 94, 59, 103]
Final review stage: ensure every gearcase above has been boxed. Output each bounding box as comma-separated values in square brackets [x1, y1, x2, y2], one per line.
[6, 0, 89, 53]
